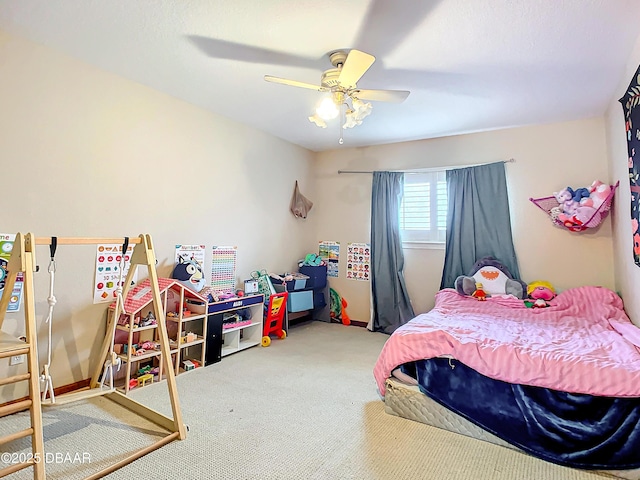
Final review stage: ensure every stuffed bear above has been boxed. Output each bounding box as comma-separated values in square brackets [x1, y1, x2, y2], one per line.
[455, 256, 527, 299]
[553, 188, 574, 211]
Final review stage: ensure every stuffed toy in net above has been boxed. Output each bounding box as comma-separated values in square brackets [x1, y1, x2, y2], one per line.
[530, 181, 619, 232]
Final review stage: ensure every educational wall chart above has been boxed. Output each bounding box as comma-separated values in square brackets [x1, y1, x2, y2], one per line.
[319, 240, 340, 277]
[347, 242, 370, 281]
[0, 233, 24, 312]
[93, 243, 138, 304]
[211, 246, 237, 293]
[174, 244, 206, 268]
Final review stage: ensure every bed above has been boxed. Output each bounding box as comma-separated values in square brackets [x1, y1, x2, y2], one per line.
[373, 286, 640, 478]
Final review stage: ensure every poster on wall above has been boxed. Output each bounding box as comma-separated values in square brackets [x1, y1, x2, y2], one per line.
[93, 243, 138, 304]
[0, 233, 24, 312]
[318, 240, 339, 277]
[174, 244, 206, 268]
[211, 246, 237, 293]
[620, 65, 640, 267]
[346, 242, 370, 281]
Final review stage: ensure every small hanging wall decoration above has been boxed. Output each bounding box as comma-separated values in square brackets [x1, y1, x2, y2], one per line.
[619, 64, 640, 267]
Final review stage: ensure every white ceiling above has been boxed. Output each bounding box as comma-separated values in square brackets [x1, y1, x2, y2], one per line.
[1, 0, 640, 152]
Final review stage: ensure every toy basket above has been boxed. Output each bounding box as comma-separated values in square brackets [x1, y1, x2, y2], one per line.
[529, 181, 619, 232]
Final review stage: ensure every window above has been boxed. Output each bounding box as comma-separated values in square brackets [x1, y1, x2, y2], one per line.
[399, 170, 447, 244]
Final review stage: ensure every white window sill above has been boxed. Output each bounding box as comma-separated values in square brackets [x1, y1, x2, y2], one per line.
[402, 241, 445, 250]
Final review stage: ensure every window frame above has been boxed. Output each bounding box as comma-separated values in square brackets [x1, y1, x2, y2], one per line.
[399, 170, 447, 249]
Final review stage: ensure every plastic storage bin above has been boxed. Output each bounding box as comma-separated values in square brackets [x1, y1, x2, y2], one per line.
[287, 290, 314, 312]
[270, 273, 309, 291]
[298, 265, 327, 289]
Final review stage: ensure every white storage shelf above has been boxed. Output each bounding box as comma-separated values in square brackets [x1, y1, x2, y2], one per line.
[205, 294, 264, 362]
[222, 321, 262, 356]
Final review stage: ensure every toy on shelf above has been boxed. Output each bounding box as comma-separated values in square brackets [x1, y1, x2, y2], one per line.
[137, 373, 154, 387]
[139, 312, 157, 327]
[531, 181, 619, 232]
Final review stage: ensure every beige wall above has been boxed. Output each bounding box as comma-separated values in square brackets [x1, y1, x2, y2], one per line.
[0, 30, 316, 402]
[314, 118, 615, 322]
[605, 32, 640, 327]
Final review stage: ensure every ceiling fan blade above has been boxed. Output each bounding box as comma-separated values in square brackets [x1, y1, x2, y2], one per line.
[338, 50, 375, 89]
[352, 89, 410, 103]
[353, 0, 443, 58]
[264, 75, 329, 92]
[188, 36, 323, 70]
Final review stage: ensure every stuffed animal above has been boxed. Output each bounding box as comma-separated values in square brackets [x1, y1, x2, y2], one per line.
[171, 255, 206, 293]
[573, 205, 598, 225]
[570, 187, 590, 203]
[553, 188, 574, 212]
[589, 181, 611, 209]
[563, 199, 580, 216]
[455, 256, 527, 299]
[525, 280, 556, 308]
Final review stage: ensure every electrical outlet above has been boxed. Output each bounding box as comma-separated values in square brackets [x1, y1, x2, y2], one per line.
[9, 355, 24, 366]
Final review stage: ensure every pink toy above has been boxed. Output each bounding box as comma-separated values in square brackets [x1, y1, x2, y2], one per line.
[573, 206, 598, 225]
[564, 200, 580, 215]
[527, 281, 556, 308]
[589, 181, 611, 209]
[553, 188, 574, 212]
[580, 196, 594, 207]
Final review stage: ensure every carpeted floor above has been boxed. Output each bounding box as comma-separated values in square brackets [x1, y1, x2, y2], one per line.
[2, 321, 608, 479]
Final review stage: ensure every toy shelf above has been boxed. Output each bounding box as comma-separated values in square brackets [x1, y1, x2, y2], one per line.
[118, 350, 160, 362]
[166, 313, 207, 323]
[116, 323, 159, 333]
[204, 294, 264, 365]
[530, 181, 619, 232]
[108, 277, 208, 393]
[180, 336, 205, 348]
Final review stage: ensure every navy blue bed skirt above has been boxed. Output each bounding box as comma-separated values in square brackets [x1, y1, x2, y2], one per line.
[402, 358, 640, 470]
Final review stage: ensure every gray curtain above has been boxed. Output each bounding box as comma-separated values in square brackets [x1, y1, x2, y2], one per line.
[440, 162, 520, 289]
[371, 171, 415, 334]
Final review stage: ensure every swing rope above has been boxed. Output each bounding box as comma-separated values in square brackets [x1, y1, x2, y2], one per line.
[40, 237, 57, 403]
[100, 237, 128, 390]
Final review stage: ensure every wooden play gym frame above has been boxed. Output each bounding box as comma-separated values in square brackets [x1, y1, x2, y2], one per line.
[0, 233, 186, 480]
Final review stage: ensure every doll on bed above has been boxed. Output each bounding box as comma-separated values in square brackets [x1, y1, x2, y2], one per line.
[524, 280, 556, 308]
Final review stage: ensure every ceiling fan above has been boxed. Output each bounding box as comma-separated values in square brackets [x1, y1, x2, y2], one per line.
[264, 49, 410, 132]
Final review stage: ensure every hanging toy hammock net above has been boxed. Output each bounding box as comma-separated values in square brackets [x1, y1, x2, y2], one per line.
[529, 181, 619, 232]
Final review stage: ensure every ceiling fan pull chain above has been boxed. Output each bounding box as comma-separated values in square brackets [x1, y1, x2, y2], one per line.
[339, 103, 344, 145]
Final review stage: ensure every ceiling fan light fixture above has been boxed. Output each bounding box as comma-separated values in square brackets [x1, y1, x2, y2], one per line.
[351, 97, 373, 119]
[308, 114, 327, 128]
[343, 109, 361, 129]
[316, 97, 340, 120]
[264, 48, 409, 143]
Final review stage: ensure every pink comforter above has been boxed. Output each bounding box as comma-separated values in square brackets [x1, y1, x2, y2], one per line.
[374, 287, 640, 397]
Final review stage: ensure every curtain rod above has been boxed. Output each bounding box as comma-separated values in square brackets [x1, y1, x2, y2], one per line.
[337, 158, 515, 174]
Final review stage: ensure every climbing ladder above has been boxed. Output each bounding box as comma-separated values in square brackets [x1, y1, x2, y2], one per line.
[0, 233, 45, 479]
[0, 233, 187, 480]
